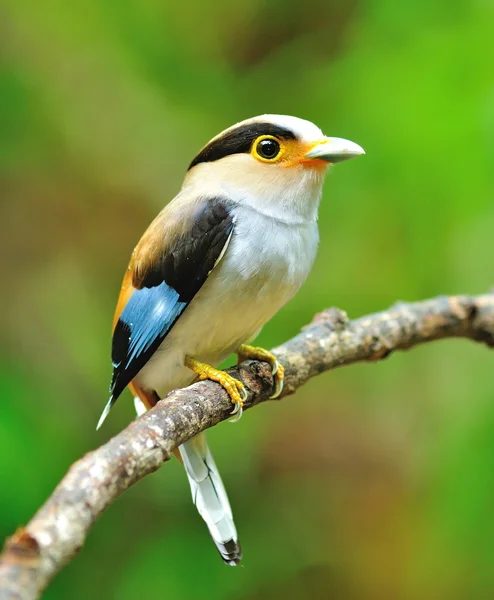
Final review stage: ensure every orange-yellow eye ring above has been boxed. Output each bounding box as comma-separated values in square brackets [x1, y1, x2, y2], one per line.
[251, 135, 284, 163]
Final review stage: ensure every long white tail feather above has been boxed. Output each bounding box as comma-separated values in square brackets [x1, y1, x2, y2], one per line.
[179, 434, 241, 564]
[133, 396, 242, 565]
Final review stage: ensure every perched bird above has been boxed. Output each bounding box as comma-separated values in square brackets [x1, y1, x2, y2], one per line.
[97, 114, 364, 565]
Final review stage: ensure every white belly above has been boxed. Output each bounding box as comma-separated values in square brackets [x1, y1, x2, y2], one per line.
[136, 207, 318, 398]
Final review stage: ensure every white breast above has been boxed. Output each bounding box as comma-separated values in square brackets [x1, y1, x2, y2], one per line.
[136, 204, 319, 399]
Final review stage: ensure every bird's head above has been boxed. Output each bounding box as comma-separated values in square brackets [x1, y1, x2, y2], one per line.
[183, 115, 364, 223]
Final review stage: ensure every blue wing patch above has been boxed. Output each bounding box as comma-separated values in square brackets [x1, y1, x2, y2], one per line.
[123, 282, 185, 366]
[110, 282, 186, 401]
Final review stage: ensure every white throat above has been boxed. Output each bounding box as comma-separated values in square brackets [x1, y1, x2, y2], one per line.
[183, 155, 328, 225]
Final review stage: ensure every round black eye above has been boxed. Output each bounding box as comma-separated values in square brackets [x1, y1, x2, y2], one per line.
[256, 138, 281, 160]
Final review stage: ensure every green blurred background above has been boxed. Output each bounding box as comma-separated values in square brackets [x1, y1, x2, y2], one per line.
[1, 0, 493, 598]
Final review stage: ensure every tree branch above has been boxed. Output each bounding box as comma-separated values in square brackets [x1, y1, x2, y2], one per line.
[1, 293, 493, 599]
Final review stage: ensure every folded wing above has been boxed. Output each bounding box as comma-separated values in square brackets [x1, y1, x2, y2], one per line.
[97, 198, 235, 428]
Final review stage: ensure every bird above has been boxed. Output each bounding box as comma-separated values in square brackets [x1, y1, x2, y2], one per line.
[97, 114, 364, 565]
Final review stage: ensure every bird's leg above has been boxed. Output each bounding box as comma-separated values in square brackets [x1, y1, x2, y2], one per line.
[185, 356, 247, 422]
[236, 344, 285, 399]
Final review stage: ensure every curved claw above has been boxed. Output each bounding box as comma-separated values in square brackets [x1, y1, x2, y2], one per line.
[230, 401, 241, 415]
[239, 385, 248, 402]
[269, 362, 285, 399]
[271, 360, 279, 376]
[228, 381, 247, 423]
[270, 377, 284, 399]
[229, 402, 243, 423]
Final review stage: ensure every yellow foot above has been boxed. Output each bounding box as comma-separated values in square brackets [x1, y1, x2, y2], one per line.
[236, 344, 285, 399]
[185, 356, 247, 422]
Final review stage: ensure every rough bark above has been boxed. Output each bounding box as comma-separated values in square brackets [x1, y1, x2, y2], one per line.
[1, 293, 493, 600]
